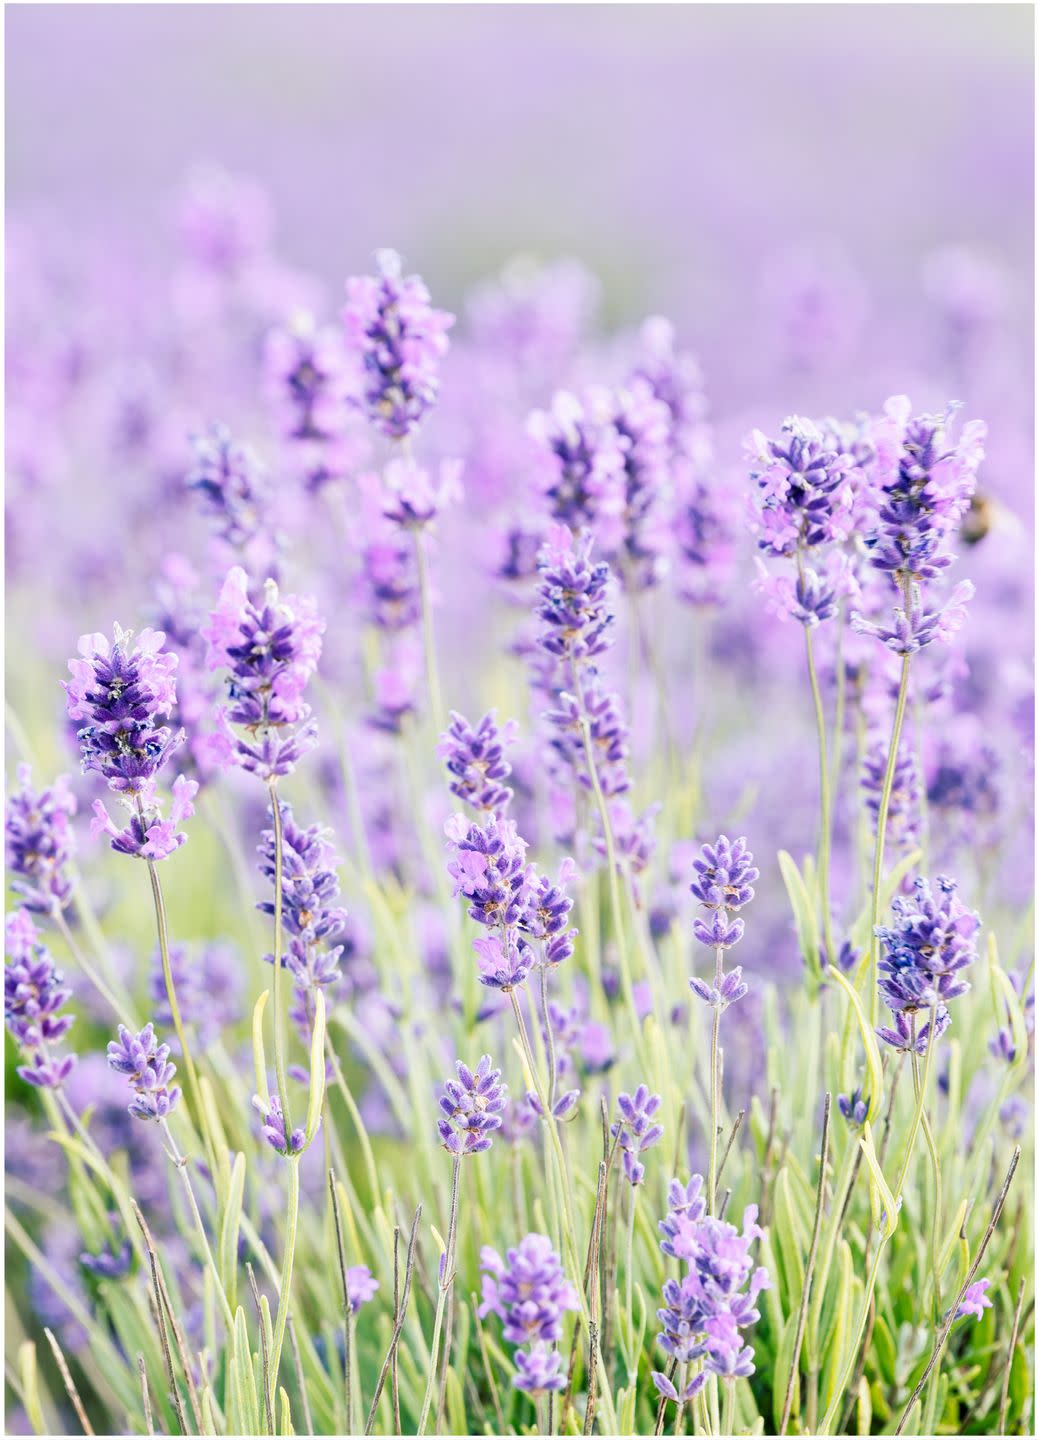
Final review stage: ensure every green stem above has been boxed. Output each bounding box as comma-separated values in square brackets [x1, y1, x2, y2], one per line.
[414, 528, 444, 730]
[52, 908, 136, 1027]
[268, 1156, 301, 1406]
[863, 651, 912, 1027]
[268, 781, 293, 1132]
[624, 1188, 637, 1377]
[722, 1379, 735, 1437]
[707, 946, 723, 1215]
[804, 623, 836, 966]
[143, 850, 212, 1171]
[539, 965, 558, 1108]
[417, 1155, 461, 1436]
[160, 1121, 234, 1332]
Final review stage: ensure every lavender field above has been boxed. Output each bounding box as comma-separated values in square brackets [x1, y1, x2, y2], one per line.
[4, 5, 1034, 1437]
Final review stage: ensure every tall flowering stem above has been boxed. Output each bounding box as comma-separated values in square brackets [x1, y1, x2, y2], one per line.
[267, 781, 292, 1132]
[863, 646, 912, 1026]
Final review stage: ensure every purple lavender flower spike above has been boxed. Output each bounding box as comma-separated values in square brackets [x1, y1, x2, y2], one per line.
[5, 909, 77, 1088]
[748, 416, 857, 559]
[535, 526, 615, 667]
[253, 1091, 306, 1155]
[690, 966, 749, 1011]
[342, 249, 454, 438]
[606, 378, 672, 591]
[437, 1055, 507, 1156]
[438, 710, 517, 815]
[479, 1233, 579, 1349]
[513, 1342, 567, 1394]
[862, 741, 921, 851]
[690, 835, 758, 911]
[203, 566, 324, 780]
[876, 875, 980, 1022]
[264, 313, 350, 445]
[5, 765, 77, 914]
[611, 1085, 664, 1185]
[257, 802, 348, 949]
[876, 1006, 951, 1056]
[65, 625, 182, 797]
[952, 1278, 993, 1323]
[106, 1022, 181, 1122]
[527, 392, 626, 545]
[520, 857, 578, 968]
[654, 1177, 770, 1378]
[186, 423, 271, 553]
[445, 812, 533, 991]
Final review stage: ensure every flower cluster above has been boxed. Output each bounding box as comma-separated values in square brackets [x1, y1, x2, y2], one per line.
[439, 709, 516, 814]
[852, 397, 984, 655]
[436, 1055, 507, 1156]
[527, 391, 625, 546]
[876, 874, 980, 1053]
[611, 1084, 664, 1185]
[66, 626, 198, 861]
[520, 858, 578, 968]
[341, 249, 454, 438]
[689, 834, 756, 946]
[106, 1023, 181, 1122]
[253, 1091, 305, 1155]
[203, 566, 324, 779]
[445, 812, 531, 990]
[186, 423, 272, 554]
[607, 379, 672, 591]
[861, 741, 921, 852]
[5, 765, 77, 914]
[5, 909, 76, 1088]
[653, 1176, 770, 1389]
[264, 312, 349, 445]
[479, 1233, 580, 1394]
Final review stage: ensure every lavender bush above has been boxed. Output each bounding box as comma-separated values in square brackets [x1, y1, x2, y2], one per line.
[4, 8, 1033, 1438]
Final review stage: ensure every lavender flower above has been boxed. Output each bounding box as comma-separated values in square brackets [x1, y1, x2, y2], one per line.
[749, 416, 856, 559]
[253, 1091, 306, 1155]
[953, 1278, 993, 1323]
[607, 379, 672, 590]
[106, 1023, 181, 1122]
[439, 710, 516, 814]
[264, 313, 349, 444]
[5, 765, 77, 914]
[654, 1178, 770, 1379]
[445, 812, 532, 990]
[527, 391, 625, 545]
[535, 526, 615, 668]
[689, 834, 757, 979]
[203, 566, 324, 780]
[186, 423, 271, 553]
[479, 1233, 579, 1347]
[343, 1265, 379, 1313]
[862, 741, 921, 850]
[875, 1006, 951, 1056]
[257, 803, 348, 949]
[379, 456, 462, 530]
[342, 249, 453, 438]
[513, 1343, 566, 1395]
[65, 626, 181, 796]
[689, 967, 749, 1011]
[611, 1084, 664, 1185]
[90, 773, 199, 863]
[436, 1055, 507, 1155]
[876, 875, 980, 1025]
[5, 909, 76, 1088]
[519, 858, 578, 968]
[837, 1088, 870, 1128]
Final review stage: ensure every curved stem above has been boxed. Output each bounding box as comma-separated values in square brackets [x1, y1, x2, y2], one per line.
[267, 781, 293, 1133]
[417, 1155, 461, 1436]
[539, 966, 558, 1108]
[52, 908, 136, 1027]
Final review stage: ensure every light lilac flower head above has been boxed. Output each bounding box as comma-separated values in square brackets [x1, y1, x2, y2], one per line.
[5, 765, 77, 915]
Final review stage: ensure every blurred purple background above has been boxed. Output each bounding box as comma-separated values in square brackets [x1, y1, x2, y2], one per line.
[7, 5, 1034, 378]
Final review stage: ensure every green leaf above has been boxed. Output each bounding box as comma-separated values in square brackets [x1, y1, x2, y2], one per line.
[304, 988, 327, 1145]
[772, 1313, 800, 1430]
[819, 1239, 853, 1417]
[772, 1167, 808, 1303]
[858, 1124, 899, 1240]
[871, 1314, 898, 1387]
[778, 850, 821, 990]
[829, 964, 884, 1123]
[18, 1341, 46, 1435]
[252, 990, 271, 1107]
[219, 1151, 246, 1314]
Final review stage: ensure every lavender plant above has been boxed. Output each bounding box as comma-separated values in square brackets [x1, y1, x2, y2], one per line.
[3, 179, 1032, 1440]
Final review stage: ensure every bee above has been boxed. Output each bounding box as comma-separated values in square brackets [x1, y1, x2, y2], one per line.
[960, 492, 994, 545]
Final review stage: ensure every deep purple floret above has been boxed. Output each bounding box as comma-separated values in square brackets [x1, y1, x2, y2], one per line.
[611, 1084, 664, 1185]
[690, 966, 749, 1011]
[749, 416, 856, 558]
[436, 1055, 508, 1156]
[253, 1091, 306, 1155]
[342, 249, 453, 438]
[5, 765, 77, 914]
[690, 835, 758, 911]
[257, 802, 348, 949]
[106, 1022, 181, 1122]
[519, 857, 578, 968]
[837, 1088, 870, 1128]
[876, 1006, 951, 1056]
[536, 527, 615, 667]
[439, 710, 516, 814]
